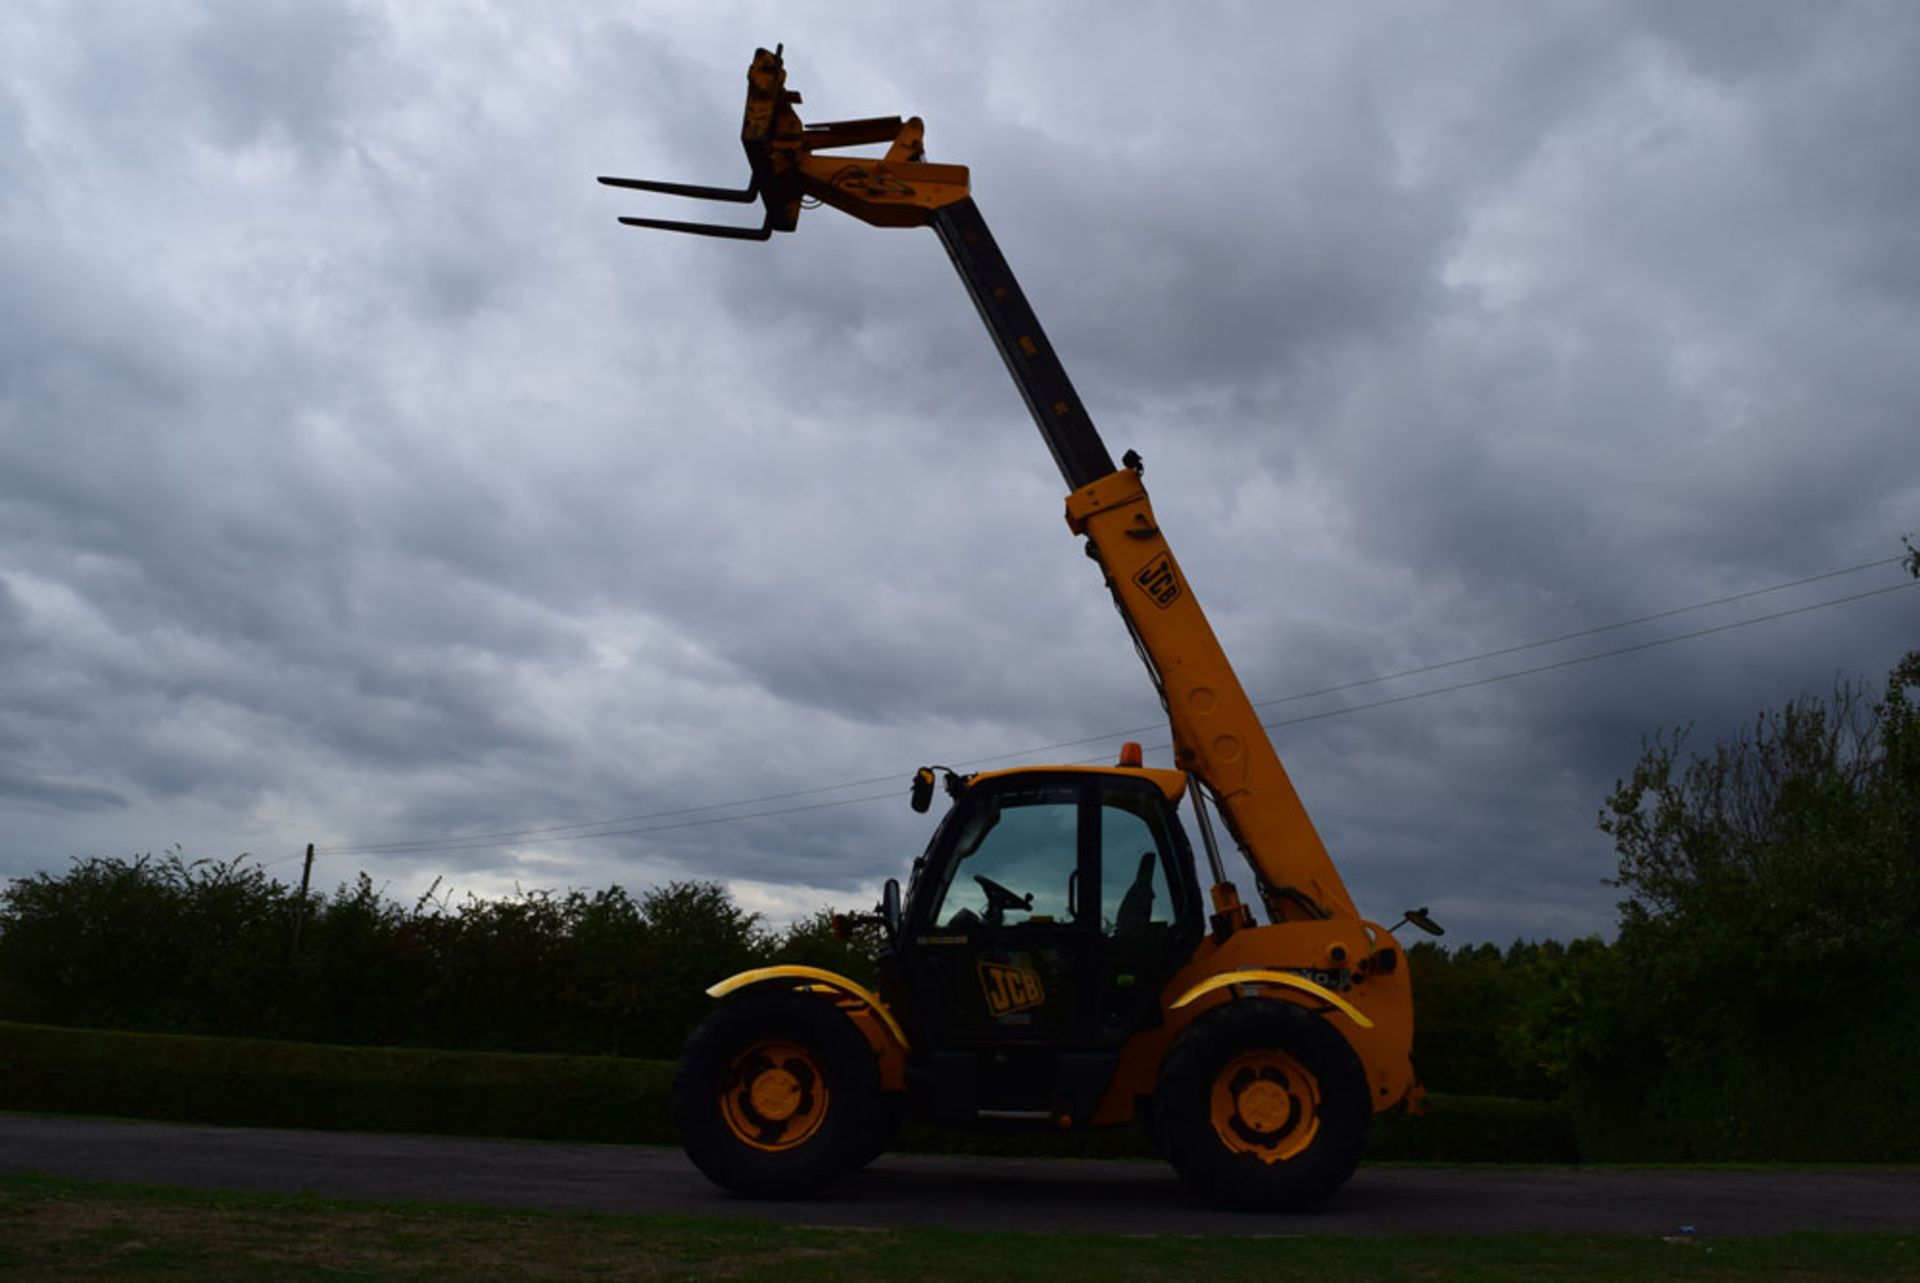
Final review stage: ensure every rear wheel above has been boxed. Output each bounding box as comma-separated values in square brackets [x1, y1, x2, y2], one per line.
[673, 989, 879, 1198]
[1154, 1000, 1369, 1210]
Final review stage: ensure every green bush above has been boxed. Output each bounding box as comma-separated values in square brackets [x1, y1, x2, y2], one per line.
[1579, 653, 1920, 1163]
[1407, 939, 1611, 1102]
[1368, 1093, 1578, 1163]
[0, 1020, 674, 1144]
[0, 859, 803, 1060]
[1, 1021, 1580, 1163]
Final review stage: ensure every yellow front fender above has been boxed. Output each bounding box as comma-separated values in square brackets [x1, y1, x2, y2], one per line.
[706, 964, 911, 1053]
[1168, 969, 1375, 1030]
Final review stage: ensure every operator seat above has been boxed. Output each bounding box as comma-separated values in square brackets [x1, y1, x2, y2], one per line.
[1114, 851, 1157, 936]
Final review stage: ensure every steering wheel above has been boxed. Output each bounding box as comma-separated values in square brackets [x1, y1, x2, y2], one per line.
[974, 874, 1034, 926]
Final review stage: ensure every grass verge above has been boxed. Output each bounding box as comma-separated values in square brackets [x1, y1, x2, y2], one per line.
[3, 1173, 1915, 1282]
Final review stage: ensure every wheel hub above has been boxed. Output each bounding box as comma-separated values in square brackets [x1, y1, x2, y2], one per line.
[722, 1041, 829, 1152]
[749, 1068, 803, 1121]
[1210, 1048, 1322, 1164]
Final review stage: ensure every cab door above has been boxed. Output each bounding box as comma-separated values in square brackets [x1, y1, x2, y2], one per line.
[1092, 776, 1203, 1037]
[908, 777, 1095, 1050]
[896, 772, 1204, 1124]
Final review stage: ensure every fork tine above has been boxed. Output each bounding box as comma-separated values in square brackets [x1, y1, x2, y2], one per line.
[597, 175, 759, 203]
[614, 212, 774, 241]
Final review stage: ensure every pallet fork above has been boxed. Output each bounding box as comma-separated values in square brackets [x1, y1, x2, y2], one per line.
[598, 45, 970, 239]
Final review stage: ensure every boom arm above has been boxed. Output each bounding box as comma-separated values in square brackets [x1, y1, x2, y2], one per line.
[602, 47, 1360, 926]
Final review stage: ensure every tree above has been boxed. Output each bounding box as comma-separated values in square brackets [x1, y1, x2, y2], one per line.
[1585, 633, 1920, 1159]
[771, 908, 886, 988]
[0, 849, 293, 1035]
[631, 881, 771, 1057]
[0, 861, 791, 1059]
[1405, 937, 1616, 1101]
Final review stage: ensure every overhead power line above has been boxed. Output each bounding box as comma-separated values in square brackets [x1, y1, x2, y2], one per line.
[314, 558, 1914, 859]
[1234, 579, 1915, 742]
[314, 787, 910, 859]
[317, 770, 906, 856]
[951, 554, 1912, 767]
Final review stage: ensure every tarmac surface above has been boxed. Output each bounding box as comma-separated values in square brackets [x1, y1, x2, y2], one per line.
[4, 1114, 1917, 1237]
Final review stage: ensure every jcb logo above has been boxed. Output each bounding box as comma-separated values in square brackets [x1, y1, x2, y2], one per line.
[1133, 553, 1181, 609]
[978, 960, 1046, 1017]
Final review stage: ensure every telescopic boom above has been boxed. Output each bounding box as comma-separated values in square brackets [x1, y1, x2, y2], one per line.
[601, 46, 1360, 930]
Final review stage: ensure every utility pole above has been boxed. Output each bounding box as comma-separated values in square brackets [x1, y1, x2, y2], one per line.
[289, 842, 315, 962]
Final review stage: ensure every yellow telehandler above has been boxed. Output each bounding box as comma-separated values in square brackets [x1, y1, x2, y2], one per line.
[602, 47, 1436, 1210]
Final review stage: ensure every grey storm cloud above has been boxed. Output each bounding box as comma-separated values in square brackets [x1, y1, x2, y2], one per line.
[2, 1, 1915, 938]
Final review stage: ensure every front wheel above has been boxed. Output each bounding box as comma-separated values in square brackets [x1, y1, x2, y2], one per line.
[673, 989, 880, 1198]
[1153, 1000, 1369, 1210]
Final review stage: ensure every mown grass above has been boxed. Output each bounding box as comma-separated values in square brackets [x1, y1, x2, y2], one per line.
[2, 1174, 1915, 1283]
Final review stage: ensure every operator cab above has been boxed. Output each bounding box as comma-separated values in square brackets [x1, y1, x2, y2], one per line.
[882, 750, 1206, 1126]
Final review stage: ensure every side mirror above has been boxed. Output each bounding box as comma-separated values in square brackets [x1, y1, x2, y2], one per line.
[1389, 906, 1446, 937]
[910, 768, 936, 813]
[882, 877, 903, 936]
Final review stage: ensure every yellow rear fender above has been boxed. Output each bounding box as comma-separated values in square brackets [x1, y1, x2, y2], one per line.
[706, 964, 912, 1057]
[1168, 969, 1375, 1030]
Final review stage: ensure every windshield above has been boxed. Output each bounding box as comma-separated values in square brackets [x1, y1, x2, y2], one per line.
[927, 783, 1080, 928]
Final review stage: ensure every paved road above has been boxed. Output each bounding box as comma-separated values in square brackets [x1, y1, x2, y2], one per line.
[4, 1115, 1916, 1237]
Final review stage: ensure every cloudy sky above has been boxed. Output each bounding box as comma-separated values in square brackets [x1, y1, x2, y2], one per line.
[3, 1, 1916, 944]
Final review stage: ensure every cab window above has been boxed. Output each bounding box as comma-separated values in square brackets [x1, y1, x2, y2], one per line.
[1099, 786, 1176, 938]
[929, 784, 1080, 928]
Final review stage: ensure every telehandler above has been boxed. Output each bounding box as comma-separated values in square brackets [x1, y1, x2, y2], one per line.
[602, 47, 1436, 1210]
